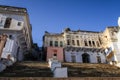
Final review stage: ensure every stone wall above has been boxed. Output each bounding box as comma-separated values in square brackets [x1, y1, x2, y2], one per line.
[0, 77, 120, 80]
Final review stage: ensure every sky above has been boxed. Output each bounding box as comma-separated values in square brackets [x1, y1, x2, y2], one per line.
[0, 0, 120, 46]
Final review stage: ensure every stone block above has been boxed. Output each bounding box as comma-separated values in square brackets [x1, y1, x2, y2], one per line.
[53, 67, 68, 78]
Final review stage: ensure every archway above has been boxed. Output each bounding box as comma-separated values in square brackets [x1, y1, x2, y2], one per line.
[82, 53, 90, 63]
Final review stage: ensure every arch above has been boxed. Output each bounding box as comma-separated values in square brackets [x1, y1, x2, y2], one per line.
[82, 53, 90, 63]
[84, 40, 88, 46]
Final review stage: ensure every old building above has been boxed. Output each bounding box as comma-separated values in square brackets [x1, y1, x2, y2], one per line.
[43, 17, 120, 67]
[0, 5, 32, 62]
[103, 18, 120, 66]
[43, 29, 106, 63]
[63, 28, 106, 63]
[43, 31, 64, 61]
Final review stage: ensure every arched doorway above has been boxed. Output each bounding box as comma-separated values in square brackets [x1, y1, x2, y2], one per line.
[82, 53, 90, 63]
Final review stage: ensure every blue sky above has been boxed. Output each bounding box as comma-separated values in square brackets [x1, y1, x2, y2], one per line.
[0, 0, 120, 46]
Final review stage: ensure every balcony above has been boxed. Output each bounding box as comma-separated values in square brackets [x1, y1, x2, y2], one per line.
[64, 47, 104, 52]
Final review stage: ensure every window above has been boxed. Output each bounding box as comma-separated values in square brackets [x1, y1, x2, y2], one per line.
[72, 40, 75, 45]
[55, 41, 58, 47]
[92, 41, 95, 47]
[84, 40, 88, 46]
[67, 40, 70, 45]
[60, 41, 63, 47]
[82, 53, 90, 63]
[50, 41, 53, 46]
[97, 56, 101, 63]
[4, 17, 12, 28]
[77, 40, 80, 46]
[53, 53, 57, 56]
[111, 32, 115, 36]
[99, 38, 102, 44]
[9, 35, 12, 39]
[97, 41, 100, 47]
[53, 53, 57, 59]
[89, 41, 92, 47]
[76, 36, 79, 38]
[17, 22, 21, 26]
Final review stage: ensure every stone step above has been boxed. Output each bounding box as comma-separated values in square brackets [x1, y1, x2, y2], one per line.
[0, 61, 53, 77]
[62, 62, 120, 77]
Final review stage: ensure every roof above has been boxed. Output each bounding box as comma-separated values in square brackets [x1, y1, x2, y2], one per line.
[0, 5, 27, 14]
[64, 27, 101, 33]
[77, 30, 100, 33]
[107, 26, 118, 28]
[44, 31, 63, 36]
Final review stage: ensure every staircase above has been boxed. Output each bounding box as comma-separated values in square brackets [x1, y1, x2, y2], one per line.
[1, 62, 120, 77]
[0, 61, 53, 77]
[62, 62, 120, 77]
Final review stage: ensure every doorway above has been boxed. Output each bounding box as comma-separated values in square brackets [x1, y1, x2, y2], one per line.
[82, 53, 90, 63]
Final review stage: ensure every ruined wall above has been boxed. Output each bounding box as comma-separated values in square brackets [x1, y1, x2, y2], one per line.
[0, 34, 7, 58]
[0, 77, 120, 80]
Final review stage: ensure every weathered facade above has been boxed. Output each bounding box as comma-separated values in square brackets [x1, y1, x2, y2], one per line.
[103, 27, 120, 66]
[63, 28, 106, 63]
[43, 32, 64, 61]
[43, 17, 120, 67]
[0, 5, 32, 62]
[43, 29, 106, 63]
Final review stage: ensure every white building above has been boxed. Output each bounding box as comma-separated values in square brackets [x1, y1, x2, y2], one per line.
[63, 28, 106, 63]
[0, 5, 32, 61]
[43, 28, 106, 63]
[43, 18, 120, 67]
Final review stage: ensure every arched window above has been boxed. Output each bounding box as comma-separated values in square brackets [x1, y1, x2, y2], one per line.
[97, 41, 100, 47]
[99, 37, 102, 44]
[82, 53, 90, 63]
[89, 41, 92, 47]
[50, 41, 53, 46]
[84, 40, 88, 46]
[55, 41, 58, 47]
[60, 41, 63, 47]
[67, 40, 70, 45]
[72, 40, 75, 45]
[77, 40, 80, 46]
[4, 17, 12, 28]
[92, 41, 95, 47]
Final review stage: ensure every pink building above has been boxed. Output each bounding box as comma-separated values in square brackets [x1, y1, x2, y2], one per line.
[46, 47, 64, 62]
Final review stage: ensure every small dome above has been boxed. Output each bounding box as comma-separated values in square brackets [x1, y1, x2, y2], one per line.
[118, 17, 120, 27]
[64, 27, 71, 32]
